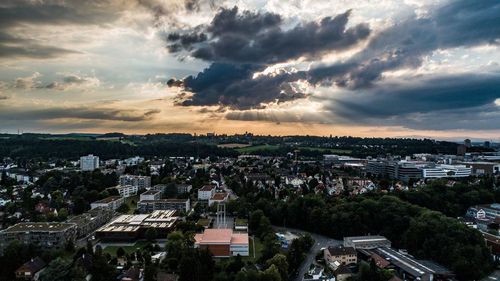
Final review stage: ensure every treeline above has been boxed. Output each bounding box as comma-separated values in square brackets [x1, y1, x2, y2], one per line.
[0, 137, 237, 160]
[395, 178, 500, 217]
[232, 194, 493, 280]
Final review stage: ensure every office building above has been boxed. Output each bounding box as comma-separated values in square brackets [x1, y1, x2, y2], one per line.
[80, 154, 99, 171]
[0, 223, 77, 254]
[422, 164, 471, 178]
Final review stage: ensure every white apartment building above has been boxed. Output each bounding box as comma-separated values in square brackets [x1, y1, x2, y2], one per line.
[198, 185, 216, 201]
[80, 154, 99, 171]
[90, 196, 125, 210]
[119, 175, 151, 189]
[115, 185, 138, 198]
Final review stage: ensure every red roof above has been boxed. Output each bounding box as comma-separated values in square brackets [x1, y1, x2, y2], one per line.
[195, 229, 248, 245]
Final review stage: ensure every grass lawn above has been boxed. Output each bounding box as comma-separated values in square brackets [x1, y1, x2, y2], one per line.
[196, 218, 211, 228]
[125, 195, 139, 214]
[102, 241, 150, 256]
[243, 236, 263, 262]
[235, 218, 248, 226]
[236, 144, 280, 154]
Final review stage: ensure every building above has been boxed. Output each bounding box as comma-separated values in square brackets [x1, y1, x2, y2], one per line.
[198, 185, 216, 201]
[96, 210, 179, 241]
[344, 236, 391, 249]
[80, 154, 99, 171]
[15, 257, 46, 281]
[463, 162, 500, 176]
[466, 204, 500, 221]
[138, 199, 191, 213]
[373, 247, 454, 280]
[140, 190, 161, 201]
[67, 207, 115, 238]
[422, 164, 471, 178]
[0, 222, 77, 254]
[194, 229, 249, 257]
[90, 196, 125, 210]
[177, 184, 192, 194]
[119, 175, 151, 189]
[209, 192, 229, 206]
[324, 245, 357, 269]
[114, 185, 139, 197]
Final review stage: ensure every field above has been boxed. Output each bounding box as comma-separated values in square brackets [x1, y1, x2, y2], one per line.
[235, 144, 280, 153]
[101, 241, 150, 256]
[217, 143, 251, 148]
[235, 144, 351, 155]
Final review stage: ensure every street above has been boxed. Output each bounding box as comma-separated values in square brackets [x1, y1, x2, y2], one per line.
[482, 270, 500, 281]
[273, 226, 342, 281]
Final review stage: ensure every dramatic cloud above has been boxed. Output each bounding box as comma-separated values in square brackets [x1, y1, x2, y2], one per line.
[174, 63, 306, 109]
[169, 7, 370, 108]
[0, 105, 161, 122]
[303, 0, 500, 89]
[169, 7, 370, 64]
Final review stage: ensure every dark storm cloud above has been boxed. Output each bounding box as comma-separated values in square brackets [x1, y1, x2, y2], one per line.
[304, 0, 500, 89]
[169, 7, 369, 108]
[170, 7, 370, 64]
[0, 106, 161, 122]
[170, 0, 500, 114]
[325, 74, 500, 130]
[173, 63, 305, 109]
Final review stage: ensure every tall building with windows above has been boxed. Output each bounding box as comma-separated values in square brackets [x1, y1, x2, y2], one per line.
[80, 154, 99, 171]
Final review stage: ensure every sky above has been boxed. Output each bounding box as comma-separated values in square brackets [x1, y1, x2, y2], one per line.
[0, 0, 499, 141]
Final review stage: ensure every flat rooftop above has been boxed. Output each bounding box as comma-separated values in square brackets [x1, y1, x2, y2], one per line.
[199, 185, 215, 191]
[2, 222, 75, 233]
[141, 190, 161, 195]
[96, 210, 178, 233]
[93, 196, 122, 204]
[194, 229, 248, 245]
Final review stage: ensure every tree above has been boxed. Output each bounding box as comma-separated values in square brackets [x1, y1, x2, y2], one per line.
[146, 228, 158, 243]
[39, 258, 72, 281]
[116, 203, 130, 214]
[266, 254, 288, 281]
[144, 264, 158, 281]
[262, 264, 281, 281]
[116, 247, 126, 257]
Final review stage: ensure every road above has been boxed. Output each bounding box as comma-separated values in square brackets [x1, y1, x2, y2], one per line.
[482, 270, 500, 281]
[273, 226, 342, 281]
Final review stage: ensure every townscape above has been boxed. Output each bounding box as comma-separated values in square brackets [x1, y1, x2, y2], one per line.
[0, 133, 499, 281]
